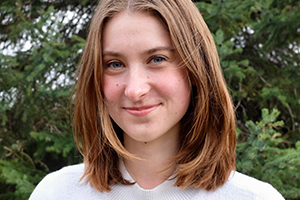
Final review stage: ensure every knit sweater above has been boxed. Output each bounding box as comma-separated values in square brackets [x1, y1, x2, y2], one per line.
[29, 163, 284, 200]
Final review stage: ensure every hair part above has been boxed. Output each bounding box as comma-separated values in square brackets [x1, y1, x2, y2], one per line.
[73, 0, 236, 192]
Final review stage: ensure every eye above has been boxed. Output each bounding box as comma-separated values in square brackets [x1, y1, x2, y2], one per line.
[150, 56, 166, 64]
[105, 61, 123, 69]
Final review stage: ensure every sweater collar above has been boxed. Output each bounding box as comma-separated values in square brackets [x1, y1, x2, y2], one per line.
[108, 160, 199, 200]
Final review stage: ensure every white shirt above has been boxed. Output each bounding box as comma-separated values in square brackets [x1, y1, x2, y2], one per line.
[29, 163, 285, 200]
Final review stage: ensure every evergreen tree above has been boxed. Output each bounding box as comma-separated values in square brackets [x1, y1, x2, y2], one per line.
[0, 0, 299, 199]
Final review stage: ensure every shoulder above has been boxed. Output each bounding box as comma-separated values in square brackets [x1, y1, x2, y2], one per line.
[219, 171, 284, 199]
[43, 163, 85, 181]
[29, 163, 107, 200]
[191, 171, 284, 200]
[34, 163, 85, 190]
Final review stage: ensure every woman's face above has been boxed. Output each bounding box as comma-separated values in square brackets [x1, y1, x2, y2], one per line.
[102, 11, 191, 144]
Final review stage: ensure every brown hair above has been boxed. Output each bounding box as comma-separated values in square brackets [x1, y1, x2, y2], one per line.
[73, 0, 236, 192]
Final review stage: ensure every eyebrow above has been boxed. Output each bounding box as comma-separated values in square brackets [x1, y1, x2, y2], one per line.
[102, 51, 121, 57]
[102, 46, 175, 57]
[144, 46, 175, 55]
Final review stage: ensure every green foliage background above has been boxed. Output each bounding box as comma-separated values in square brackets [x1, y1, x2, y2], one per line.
[0, 0, 299, 199]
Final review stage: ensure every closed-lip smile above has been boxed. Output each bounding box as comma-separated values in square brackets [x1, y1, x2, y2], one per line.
[124, 104, 160, 117]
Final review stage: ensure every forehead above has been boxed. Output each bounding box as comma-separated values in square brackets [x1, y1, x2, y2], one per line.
[102, 10, 172, 52]
[103, 10, 168, 34]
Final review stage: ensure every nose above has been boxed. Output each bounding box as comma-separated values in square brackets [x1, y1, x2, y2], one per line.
[124, 66, 151, 102]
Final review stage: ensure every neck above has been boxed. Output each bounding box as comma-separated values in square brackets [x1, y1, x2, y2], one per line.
[123, 130, 179, 189]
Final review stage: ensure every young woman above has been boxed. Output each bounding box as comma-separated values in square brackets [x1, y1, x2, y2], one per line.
[30, 0, 284, 199]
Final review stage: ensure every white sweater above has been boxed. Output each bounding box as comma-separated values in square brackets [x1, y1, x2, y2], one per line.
[29, 163, 284, 200]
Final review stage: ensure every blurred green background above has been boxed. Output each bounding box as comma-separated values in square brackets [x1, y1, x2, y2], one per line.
[0, 0, 299, 199]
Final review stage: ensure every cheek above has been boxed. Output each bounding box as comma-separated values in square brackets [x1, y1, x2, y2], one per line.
[156, 70, 190, 98]
[175, 77, 191, 106]
[103, 76, 123, 103]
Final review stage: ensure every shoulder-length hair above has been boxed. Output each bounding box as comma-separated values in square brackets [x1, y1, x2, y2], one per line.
[73, 0, 236, 192]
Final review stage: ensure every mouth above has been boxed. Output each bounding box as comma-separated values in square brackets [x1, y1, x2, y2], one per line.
[124, 104, 160, 117]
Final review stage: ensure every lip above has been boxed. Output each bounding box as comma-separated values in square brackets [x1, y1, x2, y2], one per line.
[124, 104, 160, 117]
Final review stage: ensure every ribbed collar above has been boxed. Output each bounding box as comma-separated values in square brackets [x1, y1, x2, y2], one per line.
[107, 161, 199, 200]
